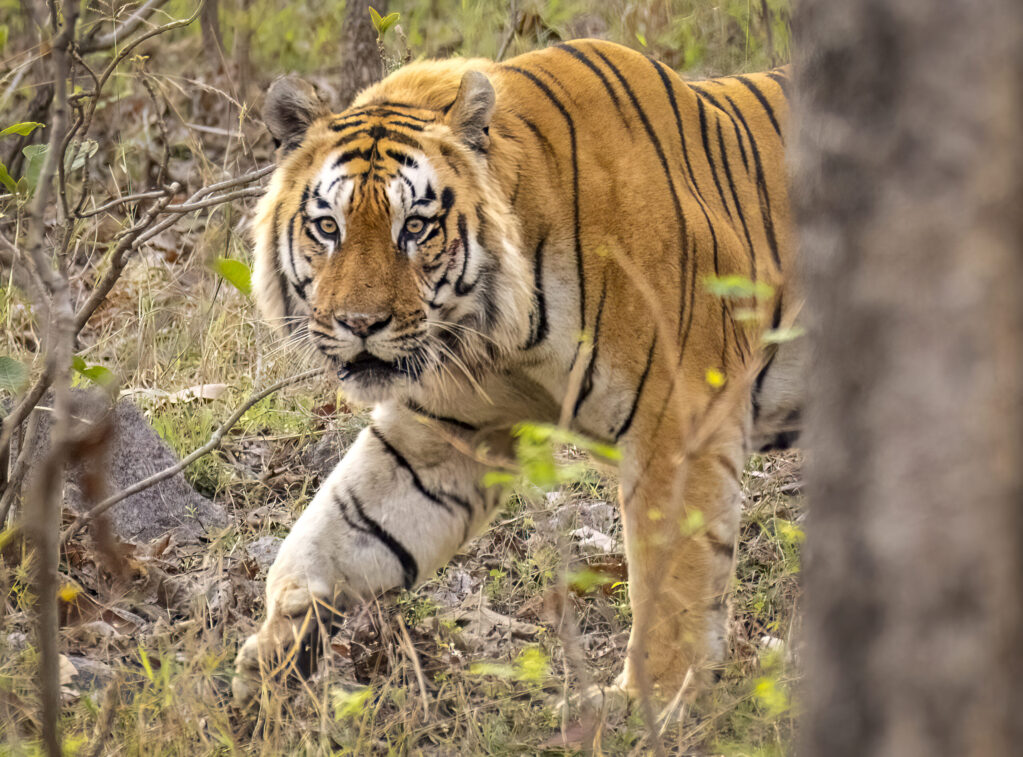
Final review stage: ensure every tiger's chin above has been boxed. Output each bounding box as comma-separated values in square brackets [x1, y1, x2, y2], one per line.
[329, 351, 428, 406]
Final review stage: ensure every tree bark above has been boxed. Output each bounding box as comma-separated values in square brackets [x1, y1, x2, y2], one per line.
[337, 0, 386, 108]
[793, 1, 1023, 755]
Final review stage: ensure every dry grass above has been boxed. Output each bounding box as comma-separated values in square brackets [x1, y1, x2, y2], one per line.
[0, 1, 795, 753]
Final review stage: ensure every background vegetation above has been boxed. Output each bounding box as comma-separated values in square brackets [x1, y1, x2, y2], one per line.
[0, 1, 796, 754]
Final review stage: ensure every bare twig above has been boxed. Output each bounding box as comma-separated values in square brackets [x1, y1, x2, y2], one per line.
[76, 187, 173, 219]
[60, 367, 325, 543]
[79, 0, 172, 53]
[496, 0, 519, 61]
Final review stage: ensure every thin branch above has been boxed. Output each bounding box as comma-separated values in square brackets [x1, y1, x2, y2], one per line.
[79, 0, 172, 53]
[76, 187, 172, 219]
[60, 368, 324, 543]
[161, 185, 263, 213]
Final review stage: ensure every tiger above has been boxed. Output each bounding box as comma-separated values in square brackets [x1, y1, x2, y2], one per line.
[232, 38, 800, 704]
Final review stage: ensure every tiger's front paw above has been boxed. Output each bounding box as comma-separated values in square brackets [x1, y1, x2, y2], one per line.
[232, 578, 334, 706]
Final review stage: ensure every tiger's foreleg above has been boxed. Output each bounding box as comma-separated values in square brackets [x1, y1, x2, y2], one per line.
[233, 402, 503, 704]
[617, 420, 745, 699]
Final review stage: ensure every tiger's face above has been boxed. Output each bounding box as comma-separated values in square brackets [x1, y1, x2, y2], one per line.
[253, 71, 527, 404]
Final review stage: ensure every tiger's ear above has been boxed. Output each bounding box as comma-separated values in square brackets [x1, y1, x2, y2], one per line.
[263, 76, 329, 154]
[445, 71, 495, 152]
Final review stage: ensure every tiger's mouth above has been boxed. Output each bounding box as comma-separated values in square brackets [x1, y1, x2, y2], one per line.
[334, 351, 421, 384]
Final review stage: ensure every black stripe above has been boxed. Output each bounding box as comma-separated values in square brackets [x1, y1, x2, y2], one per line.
[707, 533, 736, 558]
[714, 119, 757, 279]
[405, 401, 478, 432]
[554, 43, 631, 129]
[269, 205, 292, 326]
[735, 75, 783, 140]
[723, 94, 783, 269]
[378, 129, 423, 151]
[453, 213, 476, 295]
[512, 113, 558, 166]
[696, 97, 733, 221]
[385, 149, 418, 168]
[751, 295, 783, 422]
[524, 236, 549, 349]
[572, 281, 608, 418]
[361, 105, 434, 121]
[504, 65, 585, 333]
[335, 147, 372, 166]
[371, 427, 473, 523]
[691, 86, 750, 174]
[342, 491, 419, 589]
[330, 118, 367, 132]
[614, 334, 657, 440]
[381, 119, 426, 132]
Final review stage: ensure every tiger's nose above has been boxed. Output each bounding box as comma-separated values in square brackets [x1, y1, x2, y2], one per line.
[336, 312, 392, 338]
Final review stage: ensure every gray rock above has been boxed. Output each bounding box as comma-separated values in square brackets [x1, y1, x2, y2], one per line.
[18, 390, 226, 543]
[246, 535, 282, 572]
[301, 414, 368, 478]
[67, 655, 114, 691]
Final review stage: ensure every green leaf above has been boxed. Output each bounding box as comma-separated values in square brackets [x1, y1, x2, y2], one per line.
[0, 122, 44, 138]
[79, 365, 116, 386]
[635, 30, 647, 47]
[368, 5, 383, 31]
[212, 257, 252, 296]
[64, 139, 98, 173]
[378, 12, 400, 35]
[21, 143, 49, 193]
[331, 686, 372, 720]
[0, 25, 8, 52]
[482, 471, 516, 488]
[703, 274, 774, 301]
[72, 355, 117, 388]
[0, 162, 16, 193]
[0, 356, 28, 392]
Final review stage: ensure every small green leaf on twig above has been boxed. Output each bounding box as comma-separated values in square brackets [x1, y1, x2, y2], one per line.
[635, 30, 647, 47]
[211, 257, 252, 296]
[20, 143, 48, 194]
[0, 25, 9, 51]
[0, 122, 44, 138]
[72, 355, 117, 388]
[0, 356, 28, 393]
[64, 139, 98, 173]
[368, 6, 400, 35]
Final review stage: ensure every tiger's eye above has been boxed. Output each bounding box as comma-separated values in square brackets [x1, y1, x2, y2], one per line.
[314, 217, 338, 237]
[404, 217, 426, 235]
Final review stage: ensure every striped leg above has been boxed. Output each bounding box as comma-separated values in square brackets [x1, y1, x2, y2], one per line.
[617, 424, 744, 698]
[233, 401, 502, 703]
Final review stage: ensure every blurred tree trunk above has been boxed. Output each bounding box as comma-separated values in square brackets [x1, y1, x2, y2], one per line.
[793, 1, 1023, 756]
[337, 0, 386, 107]
[201, 0, 224, 71]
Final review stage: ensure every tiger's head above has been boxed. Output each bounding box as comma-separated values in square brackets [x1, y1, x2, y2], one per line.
[251, 63, 531, 404]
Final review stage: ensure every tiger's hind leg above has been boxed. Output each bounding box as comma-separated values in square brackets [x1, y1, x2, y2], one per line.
[616, 414, 745, 698]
